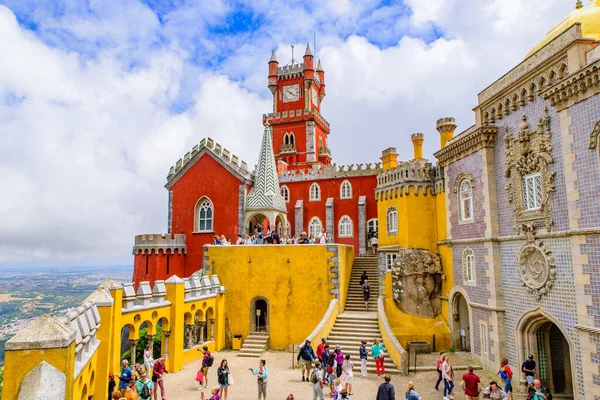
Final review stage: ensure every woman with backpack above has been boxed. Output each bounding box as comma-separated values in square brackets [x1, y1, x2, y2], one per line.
[217, 359, 230, 400]
[498, 358, 513, 400]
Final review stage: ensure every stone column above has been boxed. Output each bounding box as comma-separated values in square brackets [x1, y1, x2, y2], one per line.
[209, 319, 215, 341]
[129, 339, 138, 364]
[185, 325, 194, 349]
[163, 331, 170, 359]
[238, 184, 246, 235]
[295, 200, 304, 236]
[358, 196, 367, 255]
[199, 322, 206, 343]
[325, 198, 334, 238]
[147, 335, 155, 346]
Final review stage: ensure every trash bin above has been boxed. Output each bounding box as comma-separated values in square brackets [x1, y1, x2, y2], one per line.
[233, 335, 242, 350]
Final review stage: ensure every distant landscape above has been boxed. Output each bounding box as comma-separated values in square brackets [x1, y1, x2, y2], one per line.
[0, 265, 132, 365]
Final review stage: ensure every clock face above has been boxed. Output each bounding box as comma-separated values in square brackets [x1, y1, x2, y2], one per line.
[282, 84, 300, 103]
[311, 87, 318, 106]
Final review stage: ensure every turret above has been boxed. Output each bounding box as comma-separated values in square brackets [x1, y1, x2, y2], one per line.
[436, 117, 457, 149]
[317, 59, 326, 102]
[411, 133, 424, 159]
[380, 147, 399, 171]
[268, 50, 279, 95]
[303, 43, 315, 80]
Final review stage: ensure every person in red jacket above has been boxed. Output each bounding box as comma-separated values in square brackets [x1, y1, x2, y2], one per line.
[498, 358, 514, 400]
[152, 358, 169, 400]
[316, 338, 326, 360]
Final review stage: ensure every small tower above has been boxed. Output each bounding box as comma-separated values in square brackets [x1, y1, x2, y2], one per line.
[303, 43, 315, 112]
[436, 117, 457, 149]
[380, 147, 399, 171]
[411, 133, 425, 159]
[317, 59, 326, 102]
[268, 50, 279, 112]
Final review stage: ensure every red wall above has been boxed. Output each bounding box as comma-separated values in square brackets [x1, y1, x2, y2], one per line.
[133, 250, 186, 288]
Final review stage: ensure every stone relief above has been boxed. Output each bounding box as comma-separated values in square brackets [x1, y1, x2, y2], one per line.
[589, 121, 600, 149]
[517, 225, 556, 300]
[391, 247, 442, 319]
[504, 112, 555, 234]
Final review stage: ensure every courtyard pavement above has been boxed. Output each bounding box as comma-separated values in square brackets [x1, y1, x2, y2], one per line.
[162, 350, 521, 400]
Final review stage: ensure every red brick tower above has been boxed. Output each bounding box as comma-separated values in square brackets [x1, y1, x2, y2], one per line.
[264, 44, 331, 172]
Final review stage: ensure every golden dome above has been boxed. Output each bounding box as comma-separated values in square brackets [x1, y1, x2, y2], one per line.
[526, 0, 600, 58]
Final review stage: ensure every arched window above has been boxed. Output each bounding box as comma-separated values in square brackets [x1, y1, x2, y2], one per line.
[195, 197, 213, 232]
[310, 182, 320, 201]
[280, 185, 290, 203]
[522, 173, 542, 211]
[308, 217, 322, 239]
[462, 248, 476, 284]
[367, 218, 378, 234]
[386, 207, 398, 234]
[290, 133, 295, 145]
[338, 216, 353, 237]
[340, 180, 352, 199]
[459, 179, 473, 222]
[284, 133, 289, 145]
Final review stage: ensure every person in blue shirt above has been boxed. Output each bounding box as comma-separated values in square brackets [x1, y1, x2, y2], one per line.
[249, 359, 269, 400]
[359, 341, 368, 376]
[118, 359, 132, 397]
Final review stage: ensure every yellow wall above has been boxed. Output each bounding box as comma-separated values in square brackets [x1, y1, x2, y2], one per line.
[435, 187, 453, 323]
[207, 244, 353, 349]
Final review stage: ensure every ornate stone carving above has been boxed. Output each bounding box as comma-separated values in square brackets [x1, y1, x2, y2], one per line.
[589, 121, 600, 149]
[504, 112, 555, 234]
[517, 226, 556, 299]
[453, 172, 474, 193]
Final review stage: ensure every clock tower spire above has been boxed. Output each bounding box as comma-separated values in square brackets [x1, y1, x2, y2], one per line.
[263, 48, 331, 171]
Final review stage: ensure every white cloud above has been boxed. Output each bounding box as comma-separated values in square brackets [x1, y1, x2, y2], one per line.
[0, 0, 578, 265]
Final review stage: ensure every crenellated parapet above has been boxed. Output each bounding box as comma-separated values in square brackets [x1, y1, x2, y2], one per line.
[375, 159, 436, 200]
[263, 108, 330, 132]
[166, 137, 252, 188]
[61, 301, 102, 377]
[278, 161, 382, 182]
[133, 233, 186, 255]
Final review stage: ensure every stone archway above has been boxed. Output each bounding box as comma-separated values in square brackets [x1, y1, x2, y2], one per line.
[250, 296, 270, 333]
[450, 291, 471, 352]
[516, 309, 574, 397]
[247, 213, 270, 236]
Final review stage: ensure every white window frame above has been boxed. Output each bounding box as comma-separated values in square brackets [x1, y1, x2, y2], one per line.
[459, 179, 473, 223]
[338, 216, 353, 238]
[481, 322, 488, 357]
[340, 180, 352, 199]
[195, 197, 214, 233]
[308, 217, 322, 239]
[309, 182, 321, 201]
[367, 218, 378, 234]
[281, 185, 290, 203]
[463, 248, 476, 285]
[523, 173, 542, 211]
[386, 253, 397, 272]
[386, 207, 398, 234]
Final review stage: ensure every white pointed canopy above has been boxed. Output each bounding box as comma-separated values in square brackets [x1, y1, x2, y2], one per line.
[246, 125, 287, 212]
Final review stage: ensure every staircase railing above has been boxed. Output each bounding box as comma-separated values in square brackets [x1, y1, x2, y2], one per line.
[377, 296, 408, 374]
[300, 298, 340, 349]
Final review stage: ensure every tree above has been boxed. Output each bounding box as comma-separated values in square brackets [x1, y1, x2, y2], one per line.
[121, 327, 163, 365]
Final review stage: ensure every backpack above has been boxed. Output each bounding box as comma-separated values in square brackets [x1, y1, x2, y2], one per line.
[140, 381, 150, 399]
[499, 369, 508, 380]
[206, 354, 214, 367]
[309, 369, 318, 384]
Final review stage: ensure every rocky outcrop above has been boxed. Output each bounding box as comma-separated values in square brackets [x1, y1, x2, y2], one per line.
[391, 248, 442, 319]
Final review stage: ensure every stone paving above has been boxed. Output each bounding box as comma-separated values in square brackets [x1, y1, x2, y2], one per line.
[162, 350, 523, 400]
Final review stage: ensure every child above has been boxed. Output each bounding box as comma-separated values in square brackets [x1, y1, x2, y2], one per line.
[201, 386, 220, 400]
[108, 372, 116, 399]
[498, 357, 513, 400]
[333, 378, 342, 400]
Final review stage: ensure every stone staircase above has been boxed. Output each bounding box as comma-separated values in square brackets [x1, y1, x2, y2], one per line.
[326, 255, 400, 374]
[237, 332, 269, 357]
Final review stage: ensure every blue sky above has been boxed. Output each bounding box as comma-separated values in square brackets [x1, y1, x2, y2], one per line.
[0, 0, 575, 265]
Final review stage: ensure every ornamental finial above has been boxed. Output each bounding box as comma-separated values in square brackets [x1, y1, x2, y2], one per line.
[576, 0, 583, 9]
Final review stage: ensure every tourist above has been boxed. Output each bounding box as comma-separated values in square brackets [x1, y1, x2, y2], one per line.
[498, 357, 513, 400]
[287, 395, 295, 400]
[309, 235, 315, 244]
[521, 354, 536, 390]
[298, 339, 317, 382]
[244, 235, 252, 244]
[118, 359, 132, 397]
[108, 372, 116, 400]
[249, 359, 268, 400]
[125, 379, 138, 400]
[135, 371, 153, 400]
[334, 346, 344, 378]
[202, 386, 220, 400]
[317, 337, 326, 360]
[319, 228, 327, 244]
[332, 377, 342, 400]
[371, 234, 378, 254]
[434, 351, 444, 391]
[461, 366, 481, 399]
[376, 375, 395, 400]
[201, 346, 214, 388]
[341, 354, 354, 395]
[133, 363, 143, 381]
[362, 279, 371, 309]
[311, 361, 325, 400]
[441, 354, 455, 400]
[371, 339, 386, 377]
[339, 389, 349, 399]
[360, 271, 368, 287]
[405, 380, 421, 400]
[143, 344, 154, 376]
[217, 359, 230, 400]
[321, 344, 331, 368]
[481, 381, 508, 399]
[527, 379, 551, 400]
[327, 356, 336, 396]
[359, 340, 368, 376]
[326, 232, 334, 244]
[235, 235, 244, 245]
[220, 235, 229, 245]
[213, 235, 221, 245]
[152, 357, 168, 400]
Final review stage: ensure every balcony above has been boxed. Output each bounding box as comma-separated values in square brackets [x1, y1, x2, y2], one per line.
[318, 146, 331, 157]
[280, 143, 297, 154]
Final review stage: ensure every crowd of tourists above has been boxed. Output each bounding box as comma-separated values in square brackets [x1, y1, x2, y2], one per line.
[212, 229, 334, 246]
[108, 354, 168, 400]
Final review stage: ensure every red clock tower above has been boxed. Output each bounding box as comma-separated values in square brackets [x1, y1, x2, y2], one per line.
[264, 44, 331, 172]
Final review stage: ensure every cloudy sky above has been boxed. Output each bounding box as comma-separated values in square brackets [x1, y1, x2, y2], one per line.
[0, 0, 575, 266]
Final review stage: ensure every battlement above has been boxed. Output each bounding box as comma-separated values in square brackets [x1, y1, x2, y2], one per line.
[436, 117, 457, 133]
[278, 162, 382, 182]
[62, 301, 101, 377]
[263, 108, 330, 130]
[411, 133, 424, 141]
[133, 233, 186, 255]
[166, 137, 252, 187]
[277, 63, 304, 79]
[376, 159, 434, 188]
